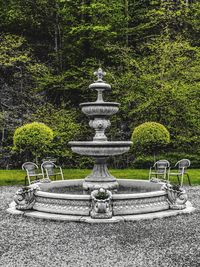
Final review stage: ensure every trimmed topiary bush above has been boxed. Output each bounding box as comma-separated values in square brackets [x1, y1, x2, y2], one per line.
[13, 122, 54, 161]
[131, 122, 170, 157]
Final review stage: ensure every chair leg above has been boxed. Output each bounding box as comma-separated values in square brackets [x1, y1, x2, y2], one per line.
[177, 175, 180, 185]
[187, 173, 191, 186]
[181, 174, 184, 187]
[25, 176, 27, 186]
[27, 175, 31, 185]
[167, 172, 169, 183]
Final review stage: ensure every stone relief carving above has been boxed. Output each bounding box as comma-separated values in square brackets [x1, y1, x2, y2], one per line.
[81, 105, 119, 117]
[89, 118, 111, 141]
[113, 195, 167, 209]
[36, 196, 90, 207]
[89, 118, 111, 130]
[90, 188, 113, 219]
[14, 185, 39, 210]
[162, 183, 188, 210]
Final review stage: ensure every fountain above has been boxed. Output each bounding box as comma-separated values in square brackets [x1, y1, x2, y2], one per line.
[69, 68, 132, 191]
[7, 69, 195, 223]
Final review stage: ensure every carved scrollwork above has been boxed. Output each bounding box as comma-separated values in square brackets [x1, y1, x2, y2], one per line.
[14, 185, 39, 210]
[90, 188, 113, 219]
[162, 183, 188, 210]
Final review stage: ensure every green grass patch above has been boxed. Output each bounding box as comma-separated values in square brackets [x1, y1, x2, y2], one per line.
[0, 169, 199, 186]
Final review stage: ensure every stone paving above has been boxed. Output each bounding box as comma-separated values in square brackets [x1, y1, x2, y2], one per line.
[0, 186, 200, 267]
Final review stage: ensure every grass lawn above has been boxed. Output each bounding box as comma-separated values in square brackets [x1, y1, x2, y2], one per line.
[0, 168, 199, 186]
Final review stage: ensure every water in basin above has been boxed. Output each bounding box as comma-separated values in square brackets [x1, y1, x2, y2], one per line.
[44, 185, 157, 195]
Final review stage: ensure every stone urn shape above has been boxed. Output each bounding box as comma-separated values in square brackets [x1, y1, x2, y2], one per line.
[90, 188, 113, 219]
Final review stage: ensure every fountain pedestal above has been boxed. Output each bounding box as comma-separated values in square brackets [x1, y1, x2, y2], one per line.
[83, 157, 118, 190]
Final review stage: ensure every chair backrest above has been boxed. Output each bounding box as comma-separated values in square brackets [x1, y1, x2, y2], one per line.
[22, 162, 38, 176]
[175, 159, 190, 172]
[153, 160, 170, 173]
[41, 161, 56, 176]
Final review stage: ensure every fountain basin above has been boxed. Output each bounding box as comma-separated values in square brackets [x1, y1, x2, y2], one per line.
[7, 179, 195, 222]
[33, 179, 169, 216]
[80, 102, 120, 116]
[69, 141, 132, 156]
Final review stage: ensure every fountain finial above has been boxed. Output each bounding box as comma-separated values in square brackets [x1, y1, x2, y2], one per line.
[94, 68, 106, 82]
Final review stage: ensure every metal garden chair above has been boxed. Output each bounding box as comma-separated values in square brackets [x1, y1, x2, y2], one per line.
[168, 159, 191, 186]
[149, 160, 170, 182]
[41, 161, 64, 181]
[22, 162, 44, 185]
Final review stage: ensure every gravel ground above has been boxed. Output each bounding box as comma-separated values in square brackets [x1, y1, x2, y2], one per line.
[0, 186, 200, 267]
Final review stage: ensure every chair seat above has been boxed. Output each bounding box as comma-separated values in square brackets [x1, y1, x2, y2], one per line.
[47, 172, 62, 178]
[29, 173, 43, 177]
[168, 172, 182, 176]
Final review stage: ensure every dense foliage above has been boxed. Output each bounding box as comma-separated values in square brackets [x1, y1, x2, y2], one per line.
[131, 122, 170, 156]
[0, 0, 200, 168]
[13, 122, 54, 162]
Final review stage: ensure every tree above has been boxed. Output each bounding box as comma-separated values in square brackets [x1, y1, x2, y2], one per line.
[31, 105, 82, 165]
[0, 0, 200, 168]
[114, 33, 200, 155]
[0, 33, 45, 153]
[131, 122, 170, 161]
[13, 122, 54, 162]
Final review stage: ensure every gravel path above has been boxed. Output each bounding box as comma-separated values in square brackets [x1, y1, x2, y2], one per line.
[0, 186, 200, 267]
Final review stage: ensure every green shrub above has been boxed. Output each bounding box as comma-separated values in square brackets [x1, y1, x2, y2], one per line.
[132, 156, 155, 169]
[131, 122, 170, 156]
[13, 122, 54, 161]
[31, 105, 82, 165]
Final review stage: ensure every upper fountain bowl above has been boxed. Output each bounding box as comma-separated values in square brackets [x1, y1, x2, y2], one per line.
[80, 102, 120, 117]
[69, 141, 132, 157]
[89, 81, 111, 90]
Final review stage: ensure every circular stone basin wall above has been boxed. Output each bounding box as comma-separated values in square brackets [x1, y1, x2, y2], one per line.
[33, 179, 169, 216]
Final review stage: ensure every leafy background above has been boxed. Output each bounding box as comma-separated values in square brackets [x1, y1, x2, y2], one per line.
[0, 0, 200, 168]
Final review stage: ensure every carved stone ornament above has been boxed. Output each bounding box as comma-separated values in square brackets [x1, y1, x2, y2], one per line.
[90, 188, 113, 219]
[89, 118, 111, 141]
[162, 183, 188, 210]
[94, 68, 106, 82]
[14, 185, 39, 210]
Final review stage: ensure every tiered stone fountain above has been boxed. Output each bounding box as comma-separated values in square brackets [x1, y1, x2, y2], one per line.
[69, 68, 132, 191]
[7, 69, 195, 223]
